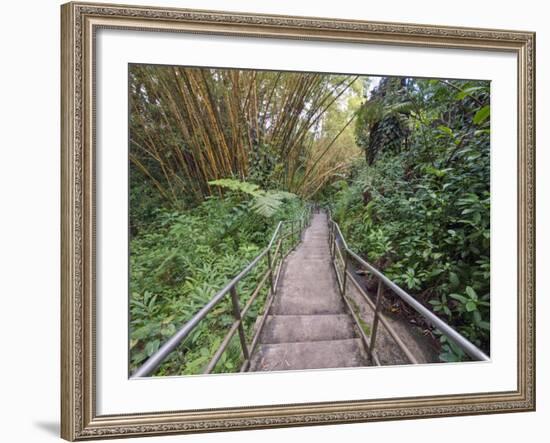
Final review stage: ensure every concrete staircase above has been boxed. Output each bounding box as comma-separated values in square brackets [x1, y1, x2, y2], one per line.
[249, 212, 369, 371]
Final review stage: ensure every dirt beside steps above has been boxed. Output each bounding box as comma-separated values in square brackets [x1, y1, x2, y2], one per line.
[249, 212, 370, 371]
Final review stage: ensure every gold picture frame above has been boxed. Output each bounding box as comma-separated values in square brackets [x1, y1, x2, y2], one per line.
[61, 1, 536, 440]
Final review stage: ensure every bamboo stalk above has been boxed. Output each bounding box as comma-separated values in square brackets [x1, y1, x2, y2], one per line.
[129, 65, 362, 206]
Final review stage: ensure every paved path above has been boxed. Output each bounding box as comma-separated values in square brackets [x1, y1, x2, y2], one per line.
[249, 212, 369, 371]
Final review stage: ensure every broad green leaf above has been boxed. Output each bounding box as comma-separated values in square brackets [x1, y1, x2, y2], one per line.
[144, 339, 160, 357]
[473, 105, 490, 125]
[465, 286, 477, 300]
[449, 272, 459, 287]
[473, 310, 482, 323]
[456, 85, 486, 100]
[449, 293, 468, 304]
[437, 125, 454, 136]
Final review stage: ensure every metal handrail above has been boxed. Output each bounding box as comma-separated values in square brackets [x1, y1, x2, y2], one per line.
[326, 210, 490, 363]
[132, 206, 313, 378]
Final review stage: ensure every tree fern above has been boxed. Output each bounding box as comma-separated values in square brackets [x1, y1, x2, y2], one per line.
[208, 178, 261, 196]
[208, 178, 296, 217]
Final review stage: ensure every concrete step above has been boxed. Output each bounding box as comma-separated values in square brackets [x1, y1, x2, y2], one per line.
[280, 266, 335, 284]
[249, 338, 369, 371]
[260, 314, 357, 344]
[270, 289, 346, 315]
[248, 212, 369, 372]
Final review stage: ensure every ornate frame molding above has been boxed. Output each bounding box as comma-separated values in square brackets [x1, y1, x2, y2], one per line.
[61, 2, 535, 440]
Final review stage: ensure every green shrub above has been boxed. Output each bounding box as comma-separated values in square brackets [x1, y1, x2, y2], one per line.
[326, 78, 490, 360]
[129, 194, 304, 375]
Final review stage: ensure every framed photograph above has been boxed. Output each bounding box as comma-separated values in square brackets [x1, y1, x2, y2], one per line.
[61, 1, 535, 440]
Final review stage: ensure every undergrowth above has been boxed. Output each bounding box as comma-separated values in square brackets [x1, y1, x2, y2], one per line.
[129, 194, 304, 376]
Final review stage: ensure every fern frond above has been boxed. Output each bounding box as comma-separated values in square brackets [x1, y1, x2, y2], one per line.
[208, 178, 297, 217]
[385, 101, 414, 115]
[266, 190, 297, 200]
[251, 193, 283, 217]
[208, 178, 261, 196]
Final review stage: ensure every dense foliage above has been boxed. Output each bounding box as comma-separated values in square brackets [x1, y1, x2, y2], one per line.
[129, 66, 491, 374]
[128, 65, 363, 375]
[130, 191, 304, 375]
[327, 78, 490, 360]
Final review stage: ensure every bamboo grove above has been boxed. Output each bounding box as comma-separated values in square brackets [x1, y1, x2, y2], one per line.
[130, 65, 362, 210]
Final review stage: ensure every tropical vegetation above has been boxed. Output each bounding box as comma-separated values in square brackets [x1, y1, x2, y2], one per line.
[129, 65, 490, 375]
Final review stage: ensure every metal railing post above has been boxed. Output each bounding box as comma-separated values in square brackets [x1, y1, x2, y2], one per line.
[342, 249, 348, 297]
[280, 227, 285, 261]
[330, 223, 336, 260]
[266, 249, 275, 294]
[369, 279, 385, 356]
[230, 285, 249, 360]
